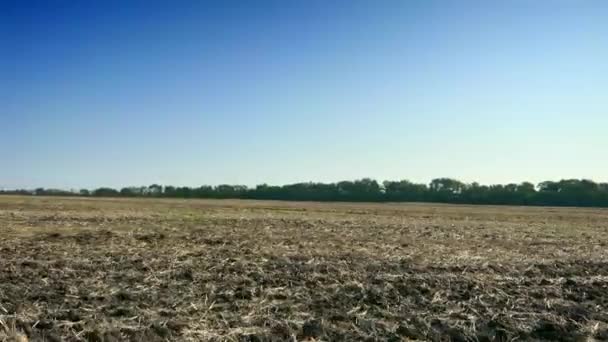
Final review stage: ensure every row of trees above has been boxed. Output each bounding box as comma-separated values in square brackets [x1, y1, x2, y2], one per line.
[3, 178, 608, 207]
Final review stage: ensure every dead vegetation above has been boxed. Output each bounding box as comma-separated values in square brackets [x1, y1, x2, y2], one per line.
[1, 196, 608, 341]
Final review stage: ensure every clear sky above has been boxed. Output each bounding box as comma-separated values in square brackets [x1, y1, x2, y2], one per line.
[2, 0, 607, 189]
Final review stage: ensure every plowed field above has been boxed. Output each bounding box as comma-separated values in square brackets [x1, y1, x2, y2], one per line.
[1, 196, 607, 341]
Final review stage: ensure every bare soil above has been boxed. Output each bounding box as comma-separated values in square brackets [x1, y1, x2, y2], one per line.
[1, 196, 607, 341]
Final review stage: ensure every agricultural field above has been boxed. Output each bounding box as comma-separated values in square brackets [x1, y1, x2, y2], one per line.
[1, 196, 607, 341]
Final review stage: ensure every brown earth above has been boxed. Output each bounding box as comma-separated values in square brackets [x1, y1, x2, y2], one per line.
[1, 195, 607, 341]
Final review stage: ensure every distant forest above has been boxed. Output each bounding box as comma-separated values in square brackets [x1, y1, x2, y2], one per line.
[3, 178, 608, 208]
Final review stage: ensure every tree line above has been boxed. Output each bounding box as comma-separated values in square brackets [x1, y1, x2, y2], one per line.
[3, 178, 608, 207]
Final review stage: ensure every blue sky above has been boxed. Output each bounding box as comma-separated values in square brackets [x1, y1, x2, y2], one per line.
[2, 0, 607, 189]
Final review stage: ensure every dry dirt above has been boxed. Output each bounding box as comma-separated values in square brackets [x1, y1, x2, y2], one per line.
[1, 196, 607, 341]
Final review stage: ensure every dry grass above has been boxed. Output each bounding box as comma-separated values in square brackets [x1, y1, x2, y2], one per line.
[1, 195, 608, 341]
